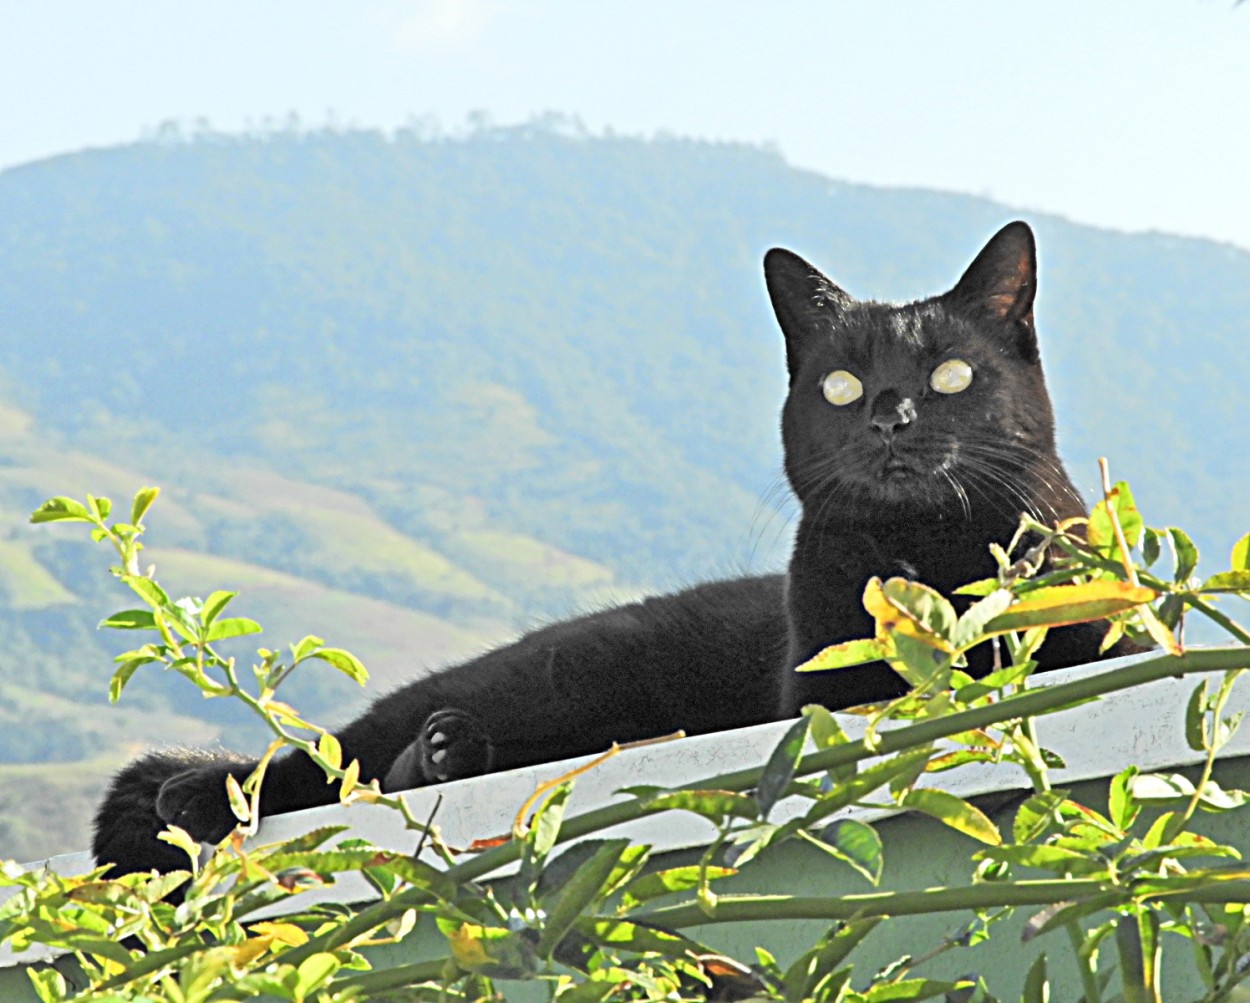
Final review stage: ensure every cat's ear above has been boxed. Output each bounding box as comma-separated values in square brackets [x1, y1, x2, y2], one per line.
[764, 248, 854, 377]
[948, 221, 1038, 353]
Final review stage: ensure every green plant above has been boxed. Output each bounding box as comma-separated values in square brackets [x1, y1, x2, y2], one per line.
[4, 470, 1250, 1001]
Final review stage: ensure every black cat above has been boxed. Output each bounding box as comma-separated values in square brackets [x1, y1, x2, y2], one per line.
[95, 576, 788, 874]
[92, 221, 1128, 876]
[769, 221, 1120, 714]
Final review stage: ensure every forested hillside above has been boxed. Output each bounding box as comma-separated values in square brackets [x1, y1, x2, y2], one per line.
[1, 122, 1247, 859]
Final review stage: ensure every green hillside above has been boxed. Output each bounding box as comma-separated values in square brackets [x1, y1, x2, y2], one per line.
[0, 123, 1247, 860]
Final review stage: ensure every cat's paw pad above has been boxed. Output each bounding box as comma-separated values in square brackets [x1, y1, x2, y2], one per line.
[154, 765, 242, 844]
[414, 708, 494, 783]
[382, 709, 495, 790]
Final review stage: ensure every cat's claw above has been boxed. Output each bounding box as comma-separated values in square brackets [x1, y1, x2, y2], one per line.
[155, 764, 244, 844]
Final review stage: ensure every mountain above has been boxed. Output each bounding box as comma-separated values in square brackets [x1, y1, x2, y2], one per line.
[0, 122, 1247, 860]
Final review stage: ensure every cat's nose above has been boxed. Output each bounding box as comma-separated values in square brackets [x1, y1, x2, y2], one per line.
[869, 390, 916, 439]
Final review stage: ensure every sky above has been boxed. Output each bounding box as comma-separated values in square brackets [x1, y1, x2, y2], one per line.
[3, 1, 1249, 249]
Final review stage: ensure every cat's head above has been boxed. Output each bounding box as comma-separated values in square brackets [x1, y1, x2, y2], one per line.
[766, 221, 1072, 524]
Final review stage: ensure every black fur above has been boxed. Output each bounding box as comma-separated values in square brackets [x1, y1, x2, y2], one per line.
[94, 575, 787, 874]
[92, 222, 1131, 876]
[768, 222, 1128, 714]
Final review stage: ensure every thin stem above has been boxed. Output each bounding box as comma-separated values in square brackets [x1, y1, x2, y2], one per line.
[330, 960, 449, 997]
[1184, 593, 1250, 646]
[1167, 670, 1245, 843]
[635, 879, 1250, 931]
[279, 646, 1250, 967]
[640, 882, 1111, 928]
[1099, 457, 1139, 588]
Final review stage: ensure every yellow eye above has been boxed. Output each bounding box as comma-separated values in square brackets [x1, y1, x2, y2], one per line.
[930, 359, 973, 394]
[822, 370, 863, 406]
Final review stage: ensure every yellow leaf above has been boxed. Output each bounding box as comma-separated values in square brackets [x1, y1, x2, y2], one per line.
[1136, 603, 1183, 656]
[449, 923, 494, 969]
[339, 759, 360, 801]
[229, 937, 274, 967]
[862, 577, 956, 652]
[983, 581, 1158, 635]
[250, 921, 309, 947]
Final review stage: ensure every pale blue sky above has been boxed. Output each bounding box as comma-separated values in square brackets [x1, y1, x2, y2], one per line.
[4, 1, 1248, 248]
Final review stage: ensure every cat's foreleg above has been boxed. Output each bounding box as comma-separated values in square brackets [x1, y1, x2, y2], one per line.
[92, 748, 255, 876]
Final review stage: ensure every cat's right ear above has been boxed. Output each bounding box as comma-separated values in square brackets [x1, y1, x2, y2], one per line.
[764, 248, 854, 378]
[947, 221, 1039, 359]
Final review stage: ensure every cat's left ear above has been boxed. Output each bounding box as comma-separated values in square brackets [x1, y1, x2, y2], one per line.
[948, 221, 1038, 357]
[764, 248, 855, 378]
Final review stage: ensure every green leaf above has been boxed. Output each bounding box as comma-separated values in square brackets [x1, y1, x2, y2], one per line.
[1216, 711, 1245, 754]
[1133, 772, 1197, 803]
[1195, 779, 1250, 811]
[619, 864, 736, 910]
[804, 704, 850, 750]
[317, 732, 343, 771]
[1233, 532, 1250, 572]
[110, 655, 160, 702]
[954, 577, 998, 597]
[200, 590, 236, 626]
[901, 788, 1001, 845]
[643, 789, 760, 823]
[226, 773, 251, 823]
[59, 934, 135, 966]
[881, 577, 958, 641]
[1141, 812, 1180, 850]
[30, 496, 93, 524]
[975, 844, 1107, 877]
[99, 609, 158, 630]
[953, 588, 1014, 650]
[1186, 681, 1209, 753]
[796, 637, 889, 673]
[87, 493, 112, 521]
[1109, 766, 1140, 831]
[530, 783, 572, 859]
[124, 575, 172, 609]
[756, 717, 809, 817]
[782, 919, 880, 1000]
[1023, 895, 1125, 942]
[889, 631, 953, 689]
[555, 982, 618, 1003]
[1169, 526, 1200, 583]
[536, 839, 630, 957]
[864, 978, 975, 1001]
[1088, 481, 1142, 555]
[1200, 571, 1250, 594]
[1141, 527, 1162, 569]
[309, 647, 369, 685]
[953, 659, 1036, 703]
[575, 917, 704, 956]
[27, 968, 67, 1003]
[1022, 954, 1049, 1003]
[809, 818, 883, 885]
[130, 485, 160, 525]
[157, 825, 202, 867]
[801, 747, 937, 829]
[205, 616, 263, 642]
[1116, 910, 1160, 1003]
[805, 705, 855, 783]
[294, 953, 341, 997]
[1013, 791, 1066, 844]
[291, 635, 326, 662]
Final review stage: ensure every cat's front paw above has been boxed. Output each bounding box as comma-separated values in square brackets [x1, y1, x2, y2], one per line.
[384, 708, 494, 789]
[155, 763, 247, 844]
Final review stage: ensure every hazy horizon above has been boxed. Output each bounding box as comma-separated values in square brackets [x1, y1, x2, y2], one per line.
[4, 1, 1249, 250]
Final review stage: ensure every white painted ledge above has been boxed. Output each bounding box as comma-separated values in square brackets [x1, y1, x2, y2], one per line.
[3, 649, 1244, 969]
